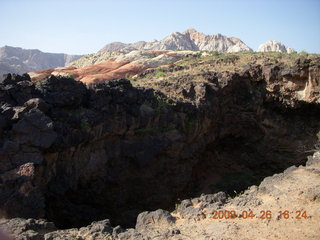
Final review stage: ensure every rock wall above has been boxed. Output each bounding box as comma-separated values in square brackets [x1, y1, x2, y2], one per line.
[0, 57, 319, 230]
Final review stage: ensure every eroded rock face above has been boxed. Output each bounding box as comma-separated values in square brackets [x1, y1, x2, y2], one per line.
[29, 50, 199, 84]
[0, 46, 82, 81]
[98, 29, 253, 53]
[0, 58, 319, 232]
[258, 40, 296, 53]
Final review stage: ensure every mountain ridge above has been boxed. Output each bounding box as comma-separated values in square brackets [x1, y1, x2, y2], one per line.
[0, 45, 83, 80]
[99, 28, 253, 53]
[0, 29, 300, 81]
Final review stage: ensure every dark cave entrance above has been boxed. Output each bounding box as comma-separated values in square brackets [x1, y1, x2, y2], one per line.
[44, 102, 320, 230]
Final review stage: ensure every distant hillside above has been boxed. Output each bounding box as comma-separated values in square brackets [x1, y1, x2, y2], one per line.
[0, 46, 82, 80]
[99, 29, 253, 53]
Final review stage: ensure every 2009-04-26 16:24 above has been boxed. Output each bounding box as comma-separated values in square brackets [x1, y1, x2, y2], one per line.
[211, 210, 308, 220]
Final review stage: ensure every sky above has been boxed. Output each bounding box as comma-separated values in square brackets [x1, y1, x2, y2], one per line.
[0, 0, 319, 54]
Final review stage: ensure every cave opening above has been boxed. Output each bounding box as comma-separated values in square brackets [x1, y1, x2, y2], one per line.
[43, 88, 320, 230]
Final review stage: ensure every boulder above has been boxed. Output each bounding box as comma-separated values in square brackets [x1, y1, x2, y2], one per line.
[12, 110, 57, 149]
[35, 75, 87, 107]
[136, 209, 175, 230]
[0, 218, 56, 240]
[24, 98, 50, 113]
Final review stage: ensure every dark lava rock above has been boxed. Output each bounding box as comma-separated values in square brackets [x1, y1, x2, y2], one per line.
[0, 63, 319, 231]
[35, 75, 87, 107]
[24, 98, 50, 113]
[199, 192, 227, 204]
[12, 110, 57, 149]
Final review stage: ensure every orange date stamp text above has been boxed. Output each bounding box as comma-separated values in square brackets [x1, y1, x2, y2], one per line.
[211, 210, 308, 220]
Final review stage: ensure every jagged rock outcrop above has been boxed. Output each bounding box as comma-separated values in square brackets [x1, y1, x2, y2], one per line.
[0, 46, 82, 81]
[258, 40, 296, 53]
[0, 218, 56, 240]
[99, 29, 253, 53]
[0, 56, 319, 235]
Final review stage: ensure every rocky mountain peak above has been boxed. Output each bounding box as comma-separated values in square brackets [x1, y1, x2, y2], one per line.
[258, 40, 296, 53]
[98, 42, 128, 53]
[183, 28, 198, 34]
[99, 29, 253, 53]
[183, 28, 206, 38]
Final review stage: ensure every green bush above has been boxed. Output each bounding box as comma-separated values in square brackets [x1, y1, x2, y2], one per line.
[299, 50, 308, 55]
[210, 51, 220, 57]
[66, 73, 74, 79]
[155, 71, 166, 78]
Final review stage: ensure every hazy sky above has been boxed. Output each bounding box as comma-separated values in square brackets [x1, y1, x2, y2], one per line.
[0, 0, 319, 54]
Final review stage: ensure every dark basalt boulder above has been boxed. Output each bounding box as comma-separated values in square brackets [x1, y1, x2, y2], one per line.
[12, 110, 57, 149]
[24, 98, 50, 113]
[35, 75, 87, 107]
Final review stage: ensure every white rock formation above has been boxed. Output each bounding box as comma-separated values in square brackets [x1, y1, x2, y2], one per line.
[258, 40, 296, 53]
[99, 29, 253, 53]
